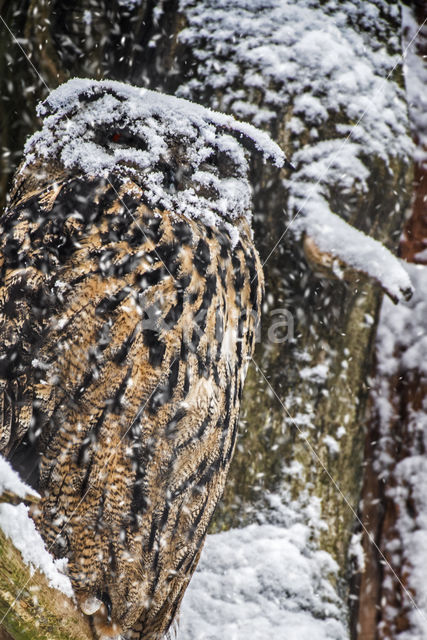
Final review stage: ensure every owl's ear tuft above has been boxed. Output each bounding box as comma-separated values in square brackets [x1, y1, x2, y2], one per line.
[222, 126, 295, 172]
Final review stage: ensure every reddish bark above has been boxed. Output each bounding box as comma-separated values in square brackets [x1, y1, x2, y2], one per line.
[400, 162, 427, 263]
[357, 6, 427, 638]
[400, 2, 427, 264]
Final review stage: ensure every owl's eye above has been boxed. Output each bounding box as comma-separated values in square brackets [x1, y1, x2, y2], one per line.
[106, 130, 148, 152]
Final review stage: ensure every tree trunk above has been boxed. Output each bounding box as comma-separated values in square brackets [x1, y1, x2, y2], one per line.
[357, 3, 427, 637]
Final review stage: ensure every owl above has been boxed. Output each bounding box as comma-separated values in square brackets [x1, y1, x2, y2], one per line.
[0, 79, 286, 639]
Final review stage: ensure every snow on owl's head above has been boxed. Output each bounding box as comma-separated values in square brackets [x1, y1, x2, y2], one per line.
[20, 78, 287, 240]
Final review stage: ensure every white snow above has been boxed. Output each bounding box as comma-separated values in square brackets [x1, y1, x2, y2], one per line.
[178, 492, 347, 639]
[23, 78, 287, 246]
[0, 457, 347, 637]
[300, 363, 329, 383]
[372, 263, 427, 638]
[349, 532, 365, 573]
[296, 208, 413, 302]
[402, 6, 427, 168]
[178, 0, 414, 301]
[4, 3, 421, 636]
[117, 0, 142, 9]
[0, 457, 73, 598]
[82, 10, 92, 25]
[323, 435, 340, 456]
[0, 455, 38, 501]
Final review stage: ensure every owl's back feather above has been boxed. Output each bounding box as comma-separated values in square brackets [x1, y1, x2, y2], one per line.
[0, 168, 262, 638]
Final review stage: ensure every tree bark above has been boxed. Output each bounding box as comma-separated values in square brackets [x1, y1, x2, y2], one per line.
[357, 3, 427, 636]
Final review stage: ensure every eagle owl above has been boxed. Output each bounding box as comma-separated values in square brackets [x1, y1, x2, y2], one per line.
[0, 79, 286, 639]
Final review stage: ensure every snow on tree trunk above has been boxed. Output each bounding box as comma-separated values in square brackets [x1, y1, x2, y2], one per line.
[357, 4, 427, 639]
[0, 460, 91, 640]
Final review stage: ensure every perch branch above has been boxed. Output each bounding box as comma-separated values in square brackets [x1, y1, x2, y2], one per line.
[0, 525, 92, 640]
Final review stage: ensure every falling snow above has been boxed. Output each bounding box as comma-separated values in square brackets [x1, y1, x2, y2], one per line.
[0, 1, 423, 638]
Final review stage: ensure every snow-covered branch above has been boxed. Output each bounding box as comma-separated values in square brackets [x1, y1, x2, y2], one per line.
[0, 459, 90, 640]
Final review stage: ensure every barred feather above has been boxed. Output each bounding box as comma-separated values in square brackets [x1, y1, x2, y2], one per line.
[0, 161, 263, 638]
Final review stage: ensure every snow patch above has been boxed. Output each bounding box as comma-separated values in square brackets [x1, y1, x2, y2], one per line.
[349, 532, 366, 573]
[323, 435, 340, 456]
[0, 457, 73, 597]
[295, 208, 413, 303]
[178, 492, 347, 639]
[300, 363, 329, 383]
[0, 456, 39, 501]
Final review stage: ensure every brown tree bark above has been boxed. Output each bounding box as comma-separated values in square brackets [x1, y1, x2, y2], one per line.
[357, 3, 427, 637]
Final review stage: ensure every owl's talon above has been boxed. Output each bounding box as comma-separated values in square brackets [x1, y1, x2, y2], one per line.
[80, 595, 102, 615]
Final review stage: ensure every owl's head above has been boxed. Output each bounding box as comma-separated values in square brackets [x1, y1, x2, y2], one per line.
[20, 78, 289, 241]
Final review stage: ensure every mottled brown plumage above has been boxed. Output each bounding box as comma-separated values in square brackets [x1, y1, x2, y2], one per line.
[0, 80, 275, 639]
